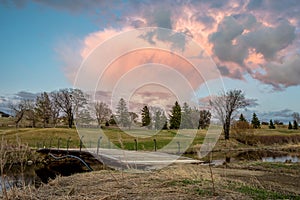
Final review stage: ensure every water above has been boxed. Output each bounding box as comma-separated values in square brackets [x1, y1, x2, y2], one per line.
[262, 155, 299, 163]
[0, 160, 92, 193]
[186, 150, 300, 165]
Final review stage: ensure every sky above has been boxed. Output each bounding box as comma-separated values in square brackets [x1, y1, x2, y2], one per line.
[0, 0, 299, 122]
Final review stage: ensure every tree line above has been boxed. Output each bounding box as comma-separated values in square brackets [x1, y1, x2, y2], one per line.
[105, 98, 211, 130]
[10, 88, 87, 128]
[8, 88, 299, 141]
[235, 112, 299, 130]
[8, 88, 212, 130]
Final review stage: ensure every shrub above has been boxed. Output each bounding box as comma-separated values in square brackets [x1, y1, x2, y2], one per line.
[231, 126, 258, 146]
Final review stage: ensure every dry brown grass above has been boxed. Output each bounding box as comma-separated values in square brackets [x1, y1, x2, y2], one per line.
[6, 162, 300, 200]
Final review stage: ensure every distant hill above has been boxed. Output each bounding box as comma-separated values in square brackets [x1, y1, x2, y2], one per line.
[0, 111, 11, 118]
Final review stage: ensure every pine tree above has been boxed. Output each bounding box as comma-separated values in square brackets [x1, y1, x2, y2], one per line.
[239, 113, 247, 122]
[116, 98, 130, 127]
[169, 101, 181, 129]
[154, 110, 167, 130]
[162, 120, 168, 130]
[269, 119, 275, 129]
[141, 106, 151, 128]
[198, 110, 211, 129]
[181, 102, 193, 129]
[154, 110, 161, 130]
[288, 121, 293, 129]
[293, 120, 298, 130]
[251, 113, 261, 129]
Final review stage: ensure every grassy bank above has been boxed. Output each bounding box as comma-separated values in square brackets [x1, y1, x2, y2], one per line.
[6, 162, 300, 199]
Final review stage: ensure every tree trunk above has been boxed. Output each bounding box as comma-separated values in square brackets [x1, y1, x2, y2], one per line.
[68, 113, 73, 128]
[223, 124, 230, 140]
[224, 117, 231, 140]
[32, 118, 36, 128]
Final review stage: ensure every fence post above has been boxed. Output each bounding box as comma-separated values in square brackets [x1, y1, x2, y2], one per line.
[80, 136, 84, 152]
[97, 136, 102, 155]
[134, 139, 138, 151]
[153, 139, 157, 151]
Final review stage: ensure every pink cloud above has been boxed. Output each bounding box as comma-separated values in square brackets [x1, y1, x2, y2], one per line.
[55, 0, 300, 93]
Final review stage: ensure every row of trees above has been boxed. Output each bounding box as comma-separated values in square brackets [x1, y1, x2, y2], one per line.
[10, 88, 87, 128]
[9, 88, 299, 141]
[10, 89, 212, 130]
[236, 112, 299, 130]
[9, 88, 251, 141]
[115, 99, 211, 130]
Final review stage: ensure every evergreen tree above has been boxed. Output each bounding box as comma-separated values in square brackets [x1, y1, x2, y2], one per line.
[169, 101, 181, 129]
[141, 106, 151, 128]
[190, 108, 200, 129]
[269, 119, 275, 129]
[162, 120, 168, 130]
[293, 120, 298, 130]
[288, 121, 293, 129]
[251, 113, 260, 129]
[198, 110, 211, 129]
[116, 98, 130, 127]
[154, 110, 167, 130]
[154, 110, 161, 130]
[181, 102, 193, 129]
[239, 113, 247, 122]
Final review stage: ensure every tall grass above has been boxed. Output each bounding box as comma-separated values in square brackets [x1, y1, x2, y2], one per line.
[0, 137, 35, 199]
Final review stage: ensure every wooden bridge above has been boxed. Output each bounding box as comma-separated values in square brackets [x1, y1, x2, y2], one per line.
[37, 148, 202, 171]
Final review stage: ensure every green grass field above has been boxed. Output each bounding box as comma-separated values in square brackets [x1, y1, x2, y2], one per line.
[0, 125, 300, 150]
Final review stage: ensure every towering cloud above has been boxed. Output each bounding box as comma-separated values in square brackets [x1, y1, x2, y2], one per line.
[4, 0, 299, 90]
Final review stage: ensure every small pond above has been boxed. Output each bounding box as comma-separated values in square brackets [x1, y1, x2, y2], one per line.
[187, 149, 300, 165]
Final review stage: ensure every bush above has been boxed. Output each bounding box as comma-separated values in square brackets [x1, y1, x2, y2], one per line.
[231, 126, 258, 146]
[232, 121, 250, 129]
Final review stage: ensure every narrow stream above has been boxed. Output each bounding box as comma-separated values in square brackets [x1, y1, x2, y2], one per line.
[0, 159, 97, 193]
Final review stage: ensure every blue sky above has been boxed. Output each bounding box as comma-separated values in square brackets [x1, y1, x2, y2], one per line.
[0, 0, 299, 122]
[0, 1, 97, 93]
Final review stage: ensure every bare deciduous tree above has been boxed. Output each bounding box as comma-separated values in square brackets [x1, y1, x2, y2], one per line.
[24, 100, 36, 128]
[50, 93, 61, 127]
[94, 101, 112, 126]
[9, 101, 26, 128]
[35, 92, 52, 128]
[209, 89, 249, 140]
[292, 112, 300, 123]
[52, 88, 87, 128]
